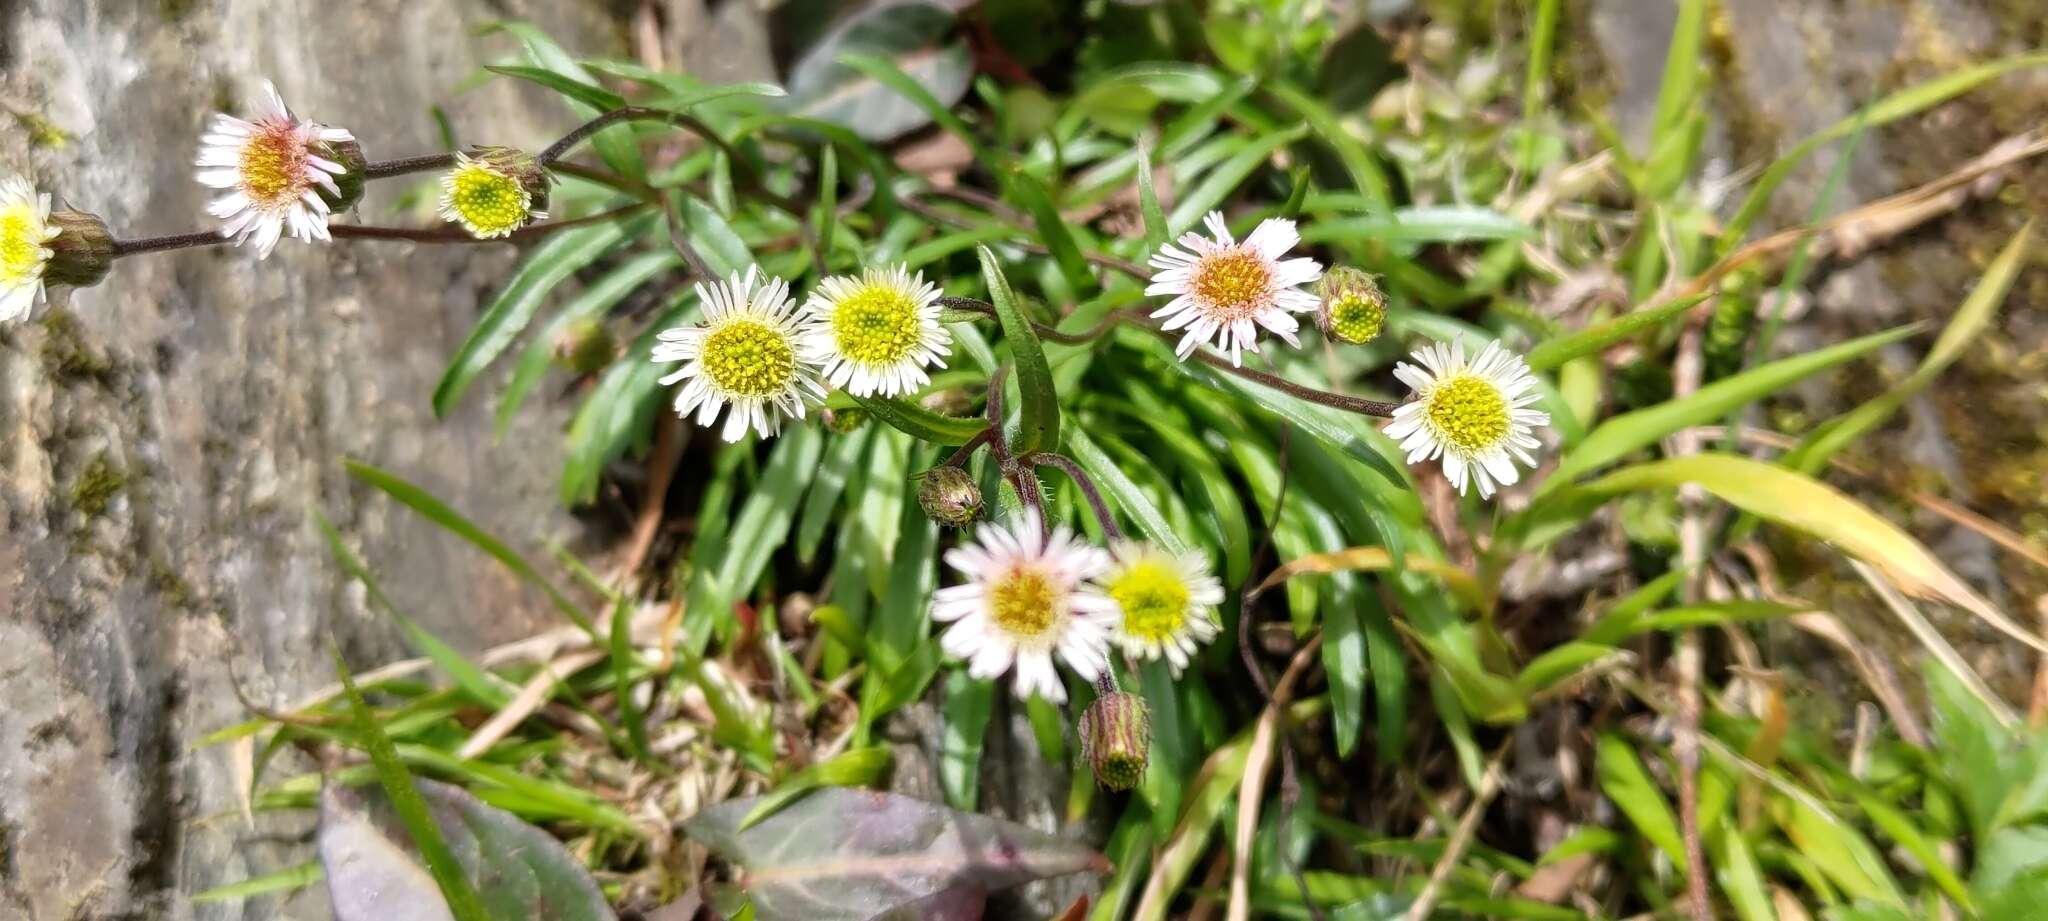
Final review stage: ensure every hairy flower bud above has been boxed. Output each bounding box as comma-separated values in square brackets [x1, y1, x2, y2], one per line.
[916, 465, 981, 528]
[552, 317, 615, 375]
[314, 136, 369, 214]
[1316, 267, 1386, 345]
[823, 406, 869, 434]
[43, 210, 115, 289]
[1079, 690, 1151, 791]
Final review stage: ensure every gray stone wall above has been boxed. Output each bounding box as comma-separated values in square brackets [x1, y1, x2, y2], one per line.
[2, 2, 616, 918]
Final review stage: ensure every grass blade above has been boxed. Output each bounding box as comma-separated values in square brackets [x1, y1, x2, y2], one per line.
[980, 246, 1060, 454]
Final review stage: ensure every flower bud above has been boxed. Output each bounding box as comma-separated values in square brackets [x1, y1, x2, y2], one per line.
[1079, 690, 1151, 791]
[43, 210, 115, 289]
[916, 465, 981, 528]
[1316, 267, 1386, 345]
[919, 387, 974, 417]
[552, 317, 616, 375]
[823, 406, 869, 434]
[313, 136, 368, 213]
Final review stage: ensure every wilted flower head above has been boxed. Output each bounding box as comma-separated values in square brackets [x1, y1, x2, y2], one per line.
[1316, 267, 1386, 345]
[195, 81, 361, 258]
[1098, 541, 1223, 674]
[1384, 340, 1548, 498]
[916, 465, 982, 527]
[1145, 211, 1323, 366]
[439, 148, 549, 239]
[1079, 690, 1151, 791]
[0, 176, 59, 322]
[799, 264, 951, 398]
[653, 267, 826, 442]
[930, 516, 1117, 703]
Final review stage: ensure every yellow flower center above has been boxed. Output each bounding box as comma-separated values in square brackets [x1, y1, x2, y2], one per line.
[1109, 560, 1192, 644]
[1191, 250, 1271, 317]
[239, 126, 306, 205]
[700, 319, 797, 398]
[0, 206, 49, 286]
[988, 565, 1059, 639]
[1424, 374, 1510, 455]
[1327, 294, 1385, 344]
[447, 163, 530, 237]
[830, 283, 921, 365]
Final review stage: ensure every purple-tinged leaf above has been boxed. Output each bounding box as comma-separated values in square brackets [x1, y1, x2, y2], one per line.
[320, 779, 615, 921]
[683, 789, 1109, 921]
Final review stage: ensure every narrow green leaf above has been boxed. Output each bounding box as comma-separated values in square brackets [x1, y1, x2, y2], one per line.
[838, 52, 986, 159]
[738, 746, 893, 830]
[1006, 166, 1094, 293]
[1136, 132, 1169, 256]
[684, 427, 824, 653]
[851, 394, 985, 445]
[1545, 323, 1917, 486]
[191, 861, 324, 904]
[333, 650, 493, 921]
[1524, 294, 1708, 372]
[1853, 791, 1972, 909]
[433, 220, 635, 416]
[939, 671, 995, 811]
[1065, 426, 1183, 554]
[484, 64, 624, 111]
[1777, 794, 1906, 907]
[346, 460, 596, 637]
[979, 246, 1060, 454]
[1643, 0, 1708, 190]
[607, 596, 652, 762]
[496, 250, 679, 439]
[674, 194, 753, 276]
[1595, 734, 1685, 868]
[1166, 125, 1309, 233]
[1299, 208, 1531, 246]
[815, 144, 839, 267]
[486, 21, 644, 179]
[1264, 82, 1391, 210]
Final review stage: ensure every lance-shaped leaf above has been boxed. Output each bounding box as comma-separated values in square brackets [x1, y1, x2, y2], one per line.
[319, 778, 615, 921]
[683, 788, 1110, 921]
[979, 247, 1059, 455]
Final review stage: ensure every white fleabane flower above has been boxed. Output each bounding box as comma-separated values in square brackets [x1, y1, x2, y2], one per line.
[653, 267, 826, 442]
[931, 516, 1118, 703]
[0, 176, 58, 323]
[798, 264, 951, 397]
[195, 81, 357, 259]
[1098, 541, 1223, 675]
[1384, 340, 1549, 498]
[1145, 210, 1323, 366]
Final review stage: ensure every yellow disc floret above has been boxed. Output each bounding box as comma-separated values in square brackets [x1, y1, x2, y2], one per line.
[1, 204, 51, 287]
[700, 319, 797, 398]
[830, 282, 922, 365]
[239, 128, 304, 204]
[444, 161, 531, 238]
[988, 565, 1059, 639]
[1423, 374, 1510, 455]
[1191, 250, 1272, 317]
[1108, 560, 1192, 644]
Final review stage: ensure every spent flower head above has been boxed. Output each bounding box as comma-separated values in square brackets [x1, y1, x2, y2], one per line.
[1079, 690, 1151, 791]
[653, 267, 826, 442]
[1317, 267, 1386, 345]
[799, 264, 951, 398]
[931, 516, 1117, 703]
[0, 176, 59, 323]
[1145, 210, 1323, 366]
[438, 148, 549, 239]
[195, 81, 361, 258]
[1384, 340, 1549, 498]
[1098, 541, 1223, 674]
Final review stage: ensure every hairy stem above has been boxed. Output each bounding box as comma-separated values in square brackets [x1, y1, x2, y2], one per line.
[1021, 451, 1124, 543]
[109, 230, 229, 257]
[362, 152, 458, 180]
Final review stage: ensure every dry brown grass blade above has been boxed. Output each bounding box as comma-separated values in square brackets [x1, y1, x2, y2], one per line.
[1404, 743, 1510, 921]
[1850, 558, 2017, 726]
[1226, 634, 1324, 921]
[458, 649, 609, 759]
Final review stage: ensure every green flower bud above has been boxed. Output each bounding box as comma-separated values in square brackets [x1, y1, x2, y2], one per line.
[916, 465, 981, 528]
[1316, 267, 1386, 345]
[42, 210, 115, 289]
[552, 317, 616, 375]
[313, 136, 368, 213]
[1079, 690, 1151, 791]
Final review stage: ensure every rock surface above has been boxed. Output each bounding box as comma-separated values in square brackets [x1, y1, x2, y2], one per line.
[1, 2, 617, 918]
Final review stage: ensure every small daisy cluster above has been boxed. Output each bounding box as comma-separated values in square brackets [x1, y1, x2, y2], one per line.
[931, 516, 1224, 703]
[651, 263, 952, 441]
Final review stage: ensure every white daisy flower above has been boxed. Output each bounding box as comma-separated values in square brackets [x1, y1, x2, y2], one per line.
[438, 150, 547, 239]
[1383, 339, 1550, 499]
[195, 81, 356, 259]
[0, 176, 59, 323]
[931, 516, 1118, 703]
[798, 264, 951, 397]
[1145, 210, 1323, 366]
[653, 266, 826, 442]
[1098, 541, 1224, 674]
